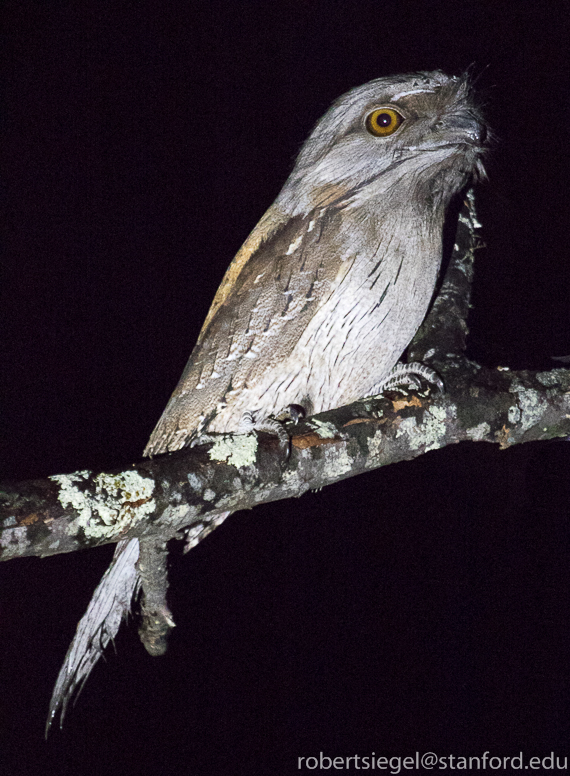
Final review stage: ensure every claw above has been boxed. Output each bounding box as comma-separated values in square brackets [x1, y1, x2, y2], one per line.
[284, 404, 306, 423]
[239, 410, 293, 459]
[369, 362, 444, 396]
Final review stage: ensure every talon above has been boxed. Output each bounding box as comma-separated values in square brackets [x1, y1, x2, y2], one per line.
[189, 432, 218, 448]
[369, 362, 443, 396]
[285, 404, 306, 423]
[239, 411, 291, 460]
[254, 417, 290, 448]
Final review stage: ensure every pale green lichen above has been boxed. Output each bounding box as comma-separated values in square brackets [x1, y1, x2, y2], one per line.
[508, 405, 521, 424]
[420, 406, 449, 451]
[366, 431, 386, 463]
[466, 421, 491, 441]
[50, 470, 156, 539]
[161, 503, 198, 527]
[536, 370, 566, 387]
[509, 380, 547, 433]
[0, 525, 28, 552]
[208, 434, 258, 468]
[307, 419, 338, 439]
[395, 416, 418, 438]
[396, 406, 448, 452]
[322, 444, 353, 477]
[186, 472, 203, 493]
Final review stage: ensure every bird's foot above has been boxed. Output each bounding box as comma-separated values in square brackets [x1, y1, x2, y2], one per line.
[239, 404, 306, 459]
[369, 362, 444, 396]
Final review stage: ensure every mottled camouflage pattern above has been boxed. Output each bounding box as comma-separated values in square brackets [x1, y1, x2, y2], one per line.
[145, 71, 486, 455]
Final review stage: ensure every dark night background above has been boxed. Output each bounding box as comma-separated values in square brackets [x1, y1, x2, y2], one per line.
[1, 2, 569, 774]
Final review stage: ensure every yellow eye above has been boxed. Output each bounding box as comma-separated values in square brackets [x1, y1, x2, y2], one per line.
[365, 107, 404, 137]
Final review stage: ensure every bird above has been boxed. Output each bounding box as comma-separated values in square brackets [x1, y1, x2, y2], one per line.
[46, 71, 487, 733]
[144, 69, 486, 457]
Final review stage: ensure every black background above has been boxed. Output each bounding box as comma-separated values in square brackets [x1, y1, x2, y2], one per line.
[1, 2, 570, 774]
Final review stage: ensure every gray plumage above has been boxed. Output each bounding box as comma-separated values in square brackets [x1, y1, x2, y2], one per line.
[47, 72, 487, 731]
[145, 70, 486, 456]
[46, 536, 176, 734]
[46, 538, 140, 734]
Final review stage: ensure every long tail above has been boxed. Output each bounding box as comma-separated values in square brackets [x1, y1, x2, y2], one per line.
[45, 538, 141, 736]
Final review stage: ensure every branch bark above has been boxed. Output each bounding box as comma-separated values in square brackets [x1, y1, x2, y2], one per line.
[2, 359, 570, 563]
[2, 192, 570, 565]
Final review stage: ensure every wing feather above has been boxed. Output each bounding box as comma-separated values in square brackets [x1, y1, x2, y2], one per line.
[145, 205, 347, 455]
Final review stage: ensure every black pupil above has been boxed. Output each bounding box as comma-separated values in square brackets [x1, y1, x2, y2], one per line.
[376, 112, 392, 127]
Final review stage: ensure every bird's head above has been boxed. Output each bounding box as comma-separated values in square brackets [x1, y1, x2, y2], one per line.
[278, 70, 487, 216]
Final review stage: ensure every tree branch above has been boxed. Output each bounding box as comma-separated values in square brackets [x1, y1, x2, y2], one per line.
[3, 360, 570, 564]
[2, 191, 570, 565]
